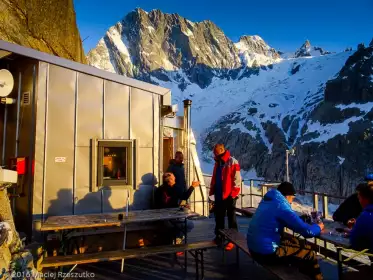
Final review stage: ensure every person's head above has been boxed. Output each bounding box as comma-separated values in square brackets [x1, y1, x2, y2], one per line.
[175, 151, 184, 164]
[356, 182, 373, 208]
[277, 182, 296, 204]
[163, 172, 176, 187]
[213, 143, 226, 157]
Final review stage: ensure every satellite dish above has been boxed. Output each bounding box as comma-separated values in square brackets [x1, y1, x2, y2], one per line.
[0, 69, 14, 97]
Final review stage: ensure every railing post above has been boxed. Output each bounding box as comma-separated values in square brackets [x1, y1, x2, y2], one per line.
[240, 180, 243, 209]
[250, 180, 254, 208]
[313, 193, 319, 212]
[322, 194, 328, 219]
[261, 185, 267, 198]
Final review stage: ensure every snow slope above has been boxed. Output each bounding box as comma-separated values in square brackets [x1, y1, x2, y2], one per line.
[152, 51, 353, 156]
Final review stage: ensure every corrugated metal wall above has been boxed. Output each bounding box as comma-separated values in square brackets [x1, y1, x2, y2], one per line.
[33, 63, 161, 221]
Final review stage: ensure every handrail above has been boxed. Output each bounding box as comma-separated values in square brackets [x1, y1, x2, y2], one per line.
[203, 174, 348, 218]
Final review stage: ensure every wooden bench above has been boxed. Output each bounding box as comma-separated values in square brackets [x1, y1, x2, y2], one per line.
[219, 229, 311, 280]
[41, 241, 216, 279]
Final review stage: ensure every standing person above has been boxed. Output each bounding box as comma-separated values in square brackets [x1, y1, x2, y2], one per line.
[209, 144, 241, 251]
[167, 151, 187, 197]
[247, 182, 324, 280]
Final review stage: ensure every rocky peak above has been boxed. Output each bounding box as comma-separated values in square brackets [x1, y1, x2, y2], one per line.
[370, 38, 373, 47]
[87, 8, 283, 88]
[295, 40, 331, 58]
[324, 43, 373, 103]
[235, 35, 281, 67]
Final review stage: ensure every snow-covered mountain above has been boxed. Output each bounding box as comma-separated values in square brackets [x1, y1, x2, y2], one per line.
[87, 8, 373, 196]
[87, 8, 280, 88]
[294, 40, 332, 58]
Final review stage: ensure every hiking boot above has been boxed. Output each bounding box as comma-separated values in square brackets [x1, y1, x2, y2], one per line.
[225, 242, 235, 251]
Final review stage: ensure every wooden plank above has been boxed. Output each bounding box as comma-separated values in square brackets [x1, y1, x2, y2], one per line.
[220, 229, 250, 255]
[41, 208, 199, 231]
[219, 229, 310, 280]
[41, 241, 216, 268]
[235, 207, 256, 217]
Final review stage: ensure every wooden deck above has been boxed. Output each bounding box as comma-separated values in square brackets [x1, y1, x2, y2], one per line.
[60, 217, 342, 280]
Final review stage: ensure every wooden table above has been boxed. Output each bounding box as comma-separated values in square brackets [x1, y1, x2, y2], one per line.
[41, 208, 198, 231]
[41, 208, 199, 272]
[236, 207, 350, 248]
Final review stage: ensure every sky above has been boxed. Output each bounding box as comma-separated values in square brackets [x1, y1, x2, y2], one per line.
[74, 0, 373, 54]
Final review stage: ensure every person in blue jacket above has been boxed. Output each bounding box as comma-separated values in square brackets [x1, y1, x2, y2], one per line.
[349, 182, 373, 253]
[247, 182, 324, 280]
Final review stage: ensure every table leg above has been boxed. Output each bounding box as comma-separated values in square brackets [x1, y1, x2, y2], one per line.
[121, 225, 127, 273]
[195, 250, 199, 280]
[201, 250, 204, 279]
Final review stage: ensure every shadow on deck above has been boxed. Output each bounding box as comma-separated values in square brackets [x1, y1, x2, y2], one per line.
[65, 217, 340, 280]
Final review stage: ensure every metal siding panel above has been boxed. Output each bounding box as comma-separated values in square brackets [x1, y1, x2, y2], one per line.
[104, 81, 129, 139]
[102, 189, 130, 212]
[33, 62, 48, 218]
[137, 148, 154, 187]
[131, 88, 153, 147]
[76, 73, 103, 146]
[153, 95, 159, 186]
[74, 146, 102, 214]
[44, 65, 75, 216]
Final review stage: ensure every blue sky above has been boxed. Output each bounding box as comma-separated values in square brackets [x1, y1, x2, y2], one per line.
[74, 0, 373, 54]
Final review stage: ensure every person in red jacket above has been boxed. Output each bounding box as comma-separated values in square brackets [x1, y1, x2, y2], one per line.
[209, 143, 242, 250]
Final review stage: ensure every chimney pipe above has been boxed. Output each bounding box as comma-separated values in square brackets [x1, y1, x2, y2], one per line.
[183, 99, 192, 189]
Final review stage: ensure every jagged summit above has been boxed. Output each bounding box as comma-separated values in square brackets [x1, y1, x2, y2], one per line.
[294, 40, 332, 58]
[87, 9, 281, 88]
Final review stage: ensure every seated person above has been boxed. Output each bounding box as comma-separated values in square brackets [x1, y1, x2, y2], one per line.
[349, 182, 373, 252]
[332, 174, 373, 225]
[155, 172, 199, 209]
[341, 182, 373, 279]
[247, 182, 324, 280]
[332, 192, 362, 225]
[155, 172, 199, 254]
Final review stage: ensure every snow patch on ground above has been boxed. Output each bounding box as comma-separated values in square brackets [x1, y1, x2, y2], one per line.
[228, 123, 257, 137]
[337, 156, 345, 165]
[336, 102, 373, 113]
[303, 116, 362, 144]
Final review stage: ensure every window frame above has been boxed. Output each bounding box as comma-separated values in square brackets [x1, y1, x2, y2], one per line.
[96, 140, 134, 188]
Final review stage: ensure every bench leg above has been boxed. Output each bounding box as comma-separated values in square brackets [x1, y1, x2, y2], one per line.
[337, 248, 343, 280]
[62, 264, 77, 280]
[184, 218, 188, 273]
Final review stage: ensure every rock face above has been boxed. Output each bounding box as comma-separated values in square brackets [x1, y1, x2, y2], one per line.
[0, 0, 86, 63]
[87, 8, 281, 88]
[203, 45, 373, 196]
[324, 44, 373, 103]
[295, 40, 332, 58]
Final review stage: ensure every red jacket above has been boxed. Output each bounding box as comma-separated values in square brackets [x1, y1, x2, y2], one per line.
[209, 150, 242, 200]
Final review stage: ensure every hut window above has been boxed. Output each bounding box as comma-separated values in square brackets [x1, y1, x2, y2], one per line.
[96, 140, 133, 187]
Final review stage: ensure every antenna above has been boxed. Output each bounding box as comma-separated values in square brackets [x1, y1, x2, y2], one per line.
[0, 69, 14, 97]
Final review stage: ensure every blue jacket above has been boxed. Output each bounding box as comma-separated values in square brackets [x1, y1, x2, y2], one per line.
[247, 189, 321, 255]
[350, 204, 373, 252]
